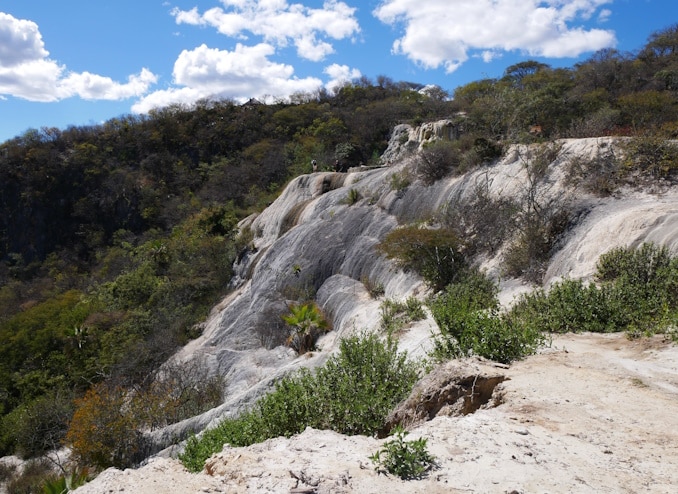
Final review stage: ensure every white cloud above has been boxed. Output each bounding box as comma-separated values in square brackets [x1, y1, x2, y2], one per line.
[323, 63, 362, 91]
[171, 6, 206, 26]
[0, 12, 48, 67]
[373, 0, 617, 72]
[0, 59, 64, 102]
[132, 43, 325, 112]
[598, 9, 612, 23]
[171, 0, 360, 61]
[58, 69, 158, 100]
[0, 12, 157, 102]
[480, 50, 501, 63]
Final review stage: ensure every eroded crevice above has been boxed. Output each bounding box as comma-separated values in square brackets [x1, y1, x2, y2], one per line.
[279, 199, 313, 236]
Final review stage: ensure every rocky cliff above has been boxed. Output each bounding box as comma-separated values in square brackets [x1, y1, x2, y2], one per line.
[144, 124, 678, 455]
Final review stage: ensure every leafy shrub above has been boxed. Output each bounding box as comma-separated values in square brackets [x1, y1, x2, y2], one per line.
[369, 426, 436, 480]
[620, 136, 678, 179]
[510, 243, 678, 337]
[362, 276, 385, 298]
[595, 243, 678, 333]
[429, 270, 545, 363]
[312, 333, 419, 435]
[380, 297, 426, 334]
[509, 278, 614, 334]
[377, 225, 466, 291]
[180, 333, 420, 472]
[0, 389, 74, 458]
[389, 170, 411, 192]
[596, 242, 676, 285]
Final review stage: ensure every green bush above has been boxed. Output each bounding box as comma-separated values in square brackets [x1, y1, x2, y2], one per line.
[509, 278, 614, 334]
[620, 136, 678, 179]
[510, 243, 678, 337]
[312, 333, 419, 435]
[379, 297, 426, 334]
[0, 389, 74, 458]
[369, 426, 436, 480]
[596, 243, 678, 333]
[179, 332, 420, 472]
[429, 270, 544, 363]
[377, 225, 466, 291]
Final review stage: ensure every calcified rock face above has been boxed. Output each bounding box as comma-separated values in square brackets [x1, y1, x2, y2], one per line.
[149, 126, 678, 452]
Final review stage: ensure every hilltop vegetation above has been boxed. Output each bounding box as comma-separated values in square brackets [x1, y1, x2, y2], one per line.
[1, 22, 678, 490]
[0, 77, 453, 462]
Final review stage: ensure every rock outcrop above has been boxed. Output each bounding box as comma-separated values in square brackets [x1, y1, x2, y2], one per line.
[382, 358, 507, 434]
[147, 126, 678, 455]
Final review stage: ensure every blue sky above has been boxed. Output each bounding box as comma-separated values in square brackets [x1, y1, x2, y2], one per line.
[0, 0, 674, 143]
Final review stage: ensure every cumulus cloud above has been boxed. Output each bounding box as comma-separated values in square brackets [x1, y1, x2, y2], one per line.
[373, 0, 617, 72]
[135, 1, 364, 112]
[171, 0, 360, 62]
[0, 12, 157, 102]
[132, 43, 324, 113]
[58, 69, 158, 101]
[0, 12, 48, 67]
[323, 63, 362, 91]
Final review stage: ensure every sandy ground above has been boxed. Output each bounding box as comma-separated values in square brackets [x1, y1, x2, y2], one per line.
[72, 332, 678, 494]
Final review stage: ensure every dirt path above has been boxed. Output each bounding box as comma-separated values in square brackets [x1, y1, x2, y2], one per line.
[73, 333, 678, 493]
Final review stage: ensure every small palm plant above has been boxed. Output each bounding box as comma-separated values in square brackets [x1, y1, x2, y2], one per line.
[282, 302, 329, 354]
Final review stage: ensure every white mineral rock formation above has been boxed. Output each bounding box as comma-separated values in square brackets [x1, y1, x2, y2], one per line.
[138, 126, 678, 463]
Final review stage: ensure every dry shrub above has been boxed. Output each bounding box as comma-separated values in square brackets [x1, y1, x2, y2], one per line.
[66, 383, 146, 470]
[619, 135, 678, 180]
[503, 206, 572, 283]
[503, 141, 571, 283]
[443, 175, 519, 256]
[416, 140, 461, 185]
[567, 107, 622, 138]
[565, 144, 622, 196]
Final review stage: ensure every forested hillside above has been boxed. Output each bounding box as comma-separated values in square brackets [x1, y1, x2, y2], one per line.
[1, 22, 678, 490]
[0, 78, 453, 460]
